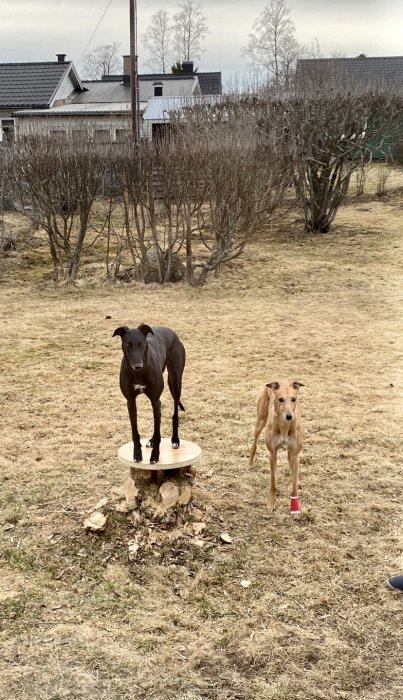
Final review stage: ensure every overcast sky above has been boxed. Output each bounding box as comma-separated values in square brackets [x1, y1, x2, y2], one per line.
[0, 0, 401, 81]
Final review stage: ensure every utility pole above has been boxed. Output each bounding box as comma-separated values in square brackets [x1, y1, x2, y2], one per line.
[129, 0, 138, 142]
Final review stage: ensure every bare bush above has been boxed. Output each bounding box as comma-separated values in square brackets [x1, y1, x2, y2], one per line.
[283, 88, 403, 232]
[107, 98, 290, 287]
[5, 132, 110, 282]
[169, 96, 291, 285]
[375, 165, 391, 198]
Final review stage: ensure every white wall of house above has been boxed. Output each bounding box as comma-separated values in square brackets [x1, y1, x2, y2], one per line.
[15, 113, 134, 141]
[53, 73, 78, 106]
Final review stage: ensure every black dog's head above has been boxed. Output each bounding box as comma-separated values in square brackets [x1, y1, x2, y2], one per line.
[113, 323, 154, 372]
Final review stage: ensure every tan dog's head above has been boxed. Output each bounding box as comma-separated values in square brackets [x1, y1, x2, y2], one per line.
[266, 380, 304, 422]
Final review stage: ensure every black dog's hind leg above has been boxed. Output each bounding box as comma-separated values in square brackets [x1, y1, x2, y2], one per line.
[168, 372, 184, 449]
[128, 399, 142, 462]
[150, 398, 162, 463]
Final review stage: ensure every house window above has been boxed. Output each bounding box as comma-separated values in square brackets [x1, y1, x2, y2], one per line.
[1, 118, 14, 143]
[153, 81, 163, 97]
[94, 129, 111, 143]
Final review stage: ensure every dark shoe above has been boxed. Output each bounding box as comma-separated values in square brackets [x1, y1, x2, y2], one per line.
[386, 575, 403, 591]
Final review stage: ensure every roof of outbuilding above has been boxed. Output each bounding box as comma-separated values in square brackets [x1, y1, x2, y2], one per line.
[73, 81, 131, 103]
[143, 94, 222, 121]
[102, 71, 222, 95]
[296, 56, 403, 91]
[138, 77, 199, 100]
[72, 76, 199, 104]
[137, 71, 221, 95]
[0, 61, 83, 109]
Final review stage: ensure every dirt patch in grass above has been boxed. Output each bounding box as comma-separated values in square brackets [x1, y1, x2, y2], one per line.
[0, 198, 402, 699]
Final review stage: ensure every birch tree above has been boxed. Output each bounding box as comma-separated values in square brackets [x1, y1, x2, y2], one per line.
[142, 10, 172, 73]
[244, 0, 301, 87]
[172, 0, 208, 62]
[81, 43, 122, 79]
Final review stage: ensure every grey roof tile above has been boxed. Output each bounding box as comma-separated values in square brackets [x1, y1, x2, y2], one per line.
[101, 71, 222, 95]
[297, 56, 403, 91]
[0, 62, 75, 108]
[74, 76, 199, 104]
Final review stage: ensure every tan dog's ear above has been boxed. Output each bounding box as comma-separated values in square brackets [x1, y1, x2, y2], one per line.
[266, 381, 280, 390]
[292, 381, 304, 389]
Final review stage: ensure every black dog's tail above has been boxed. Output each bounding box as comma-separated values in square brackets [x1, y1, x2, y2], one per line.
[179, 401, 185, 411]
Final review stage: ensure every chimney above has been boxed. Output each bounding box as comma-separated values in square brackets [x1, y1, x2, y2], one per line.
[56, 53, 67, 63]
[123, 55, 131, 75]
[182, 60, 194, 73]
[123, 55, 131, 83]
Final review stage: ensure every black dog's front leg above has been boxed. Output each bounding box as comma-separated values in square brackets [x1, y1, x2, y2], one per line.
[172, 403, 180, 449]
[127, 399, 142, 462]
[150, 398, 161, 463]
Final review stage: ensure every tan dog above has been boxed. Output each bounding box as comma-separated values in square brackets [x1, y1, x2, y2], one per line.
[248, 380, 304, 513]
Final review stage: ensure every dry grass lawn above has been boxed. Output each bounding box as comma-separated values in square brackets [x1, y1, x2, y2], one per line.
[0, 196, 402, 700]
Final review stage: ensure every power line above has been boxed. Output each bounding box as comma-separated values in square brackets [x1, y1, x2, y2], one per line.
[77, 0, 115, 65]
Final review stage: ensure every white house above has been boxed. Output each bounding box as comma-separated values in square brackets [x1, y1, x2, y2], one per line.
[0, 54, 84, 142]
[7, 56, 222, 141]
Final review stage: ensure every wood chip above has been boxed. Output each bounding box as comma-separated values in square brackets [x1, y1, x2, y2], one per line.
[240, 579, 252, 588]
[177, 484, 192, 506]
[124, 477, 139, 509]
[192, 522, 206, 535]
[83, 511, 107, 532]
[128, 541, 140, 558]
[89, 497, 108, 513]
[220, 532, 232, 544]
[159, 482, 180, 509]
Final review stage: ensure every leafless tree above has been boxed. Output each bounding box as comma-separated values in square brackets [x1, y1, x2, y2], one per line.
[304, 38, 321, 59]
[284, 85, 403, 232]
[81, 43, 122, 79]
[5, 131, 109, 282]
[172, 0, 208, 62]
[168, 96, 290, 285]
[142, 10, 172, 73]
[243, 0, 302, 88]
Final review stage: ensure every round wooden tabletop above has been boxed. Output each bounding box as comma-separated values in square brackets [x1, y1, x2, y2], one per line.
[117, 437, 202, 471]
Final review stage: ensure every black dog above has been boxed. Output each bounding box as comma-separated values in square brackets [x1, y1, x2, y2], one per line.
[113, 323, 186, 464]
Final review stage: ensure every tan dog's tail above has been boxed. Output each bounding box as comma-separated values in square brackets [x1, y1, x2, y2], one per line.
[248, 385, 271, 469]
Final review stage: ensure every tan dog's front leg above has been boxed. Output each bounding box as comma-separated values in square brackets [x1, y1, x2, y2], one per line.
[288, 449, 300, 497]
[267, 450, 277, 511]
[289, 449, 301, 514]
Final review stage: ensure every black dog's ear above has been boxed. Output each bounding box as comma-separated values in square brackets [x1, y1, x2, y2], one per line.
[138, 323, 154, 337]
[292, 381, 304, 389]
[266, 381, 280, 390]
[113, 326, 129, 338]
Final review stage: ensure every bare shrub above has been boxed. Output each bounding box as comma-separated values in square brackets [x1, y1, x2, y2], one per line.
[107, 98, 290, 287]
[353, 164, 370, 197]
[169, 96, 291, 286]
[5, 132, 110, 282]
[284, 88, 403, 232]
[375, 166, 390, 198]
